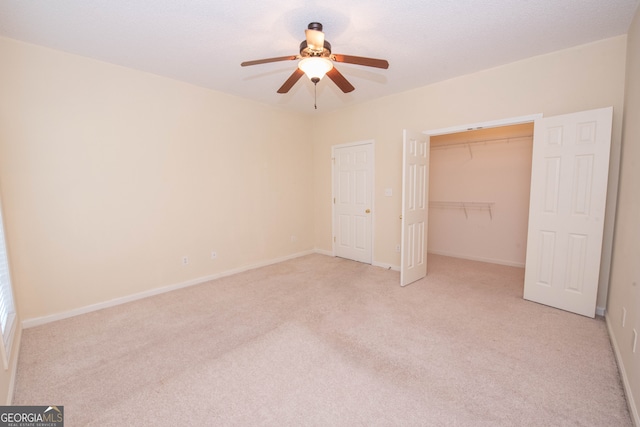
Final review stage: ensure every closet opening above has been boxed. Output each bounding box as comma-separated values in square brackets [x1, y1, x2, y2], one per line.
[427, 123, 534, 271]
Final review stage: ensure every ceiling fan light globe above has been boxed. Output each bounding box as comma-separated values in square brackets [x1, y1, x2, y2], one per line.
[298, 57, 333, 81]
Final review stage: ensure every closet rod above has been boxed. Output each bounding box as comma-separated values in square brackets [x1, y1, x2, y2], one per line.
[430, 135, 532, 151]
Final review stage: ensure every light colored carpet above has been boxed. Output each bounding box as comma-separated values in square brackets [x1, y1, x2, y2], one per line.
[13, 254, 632, 426]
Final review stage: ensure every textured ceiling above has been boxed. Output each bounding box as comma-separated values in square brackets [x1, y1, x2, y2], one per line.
[1, 0, 638, 114]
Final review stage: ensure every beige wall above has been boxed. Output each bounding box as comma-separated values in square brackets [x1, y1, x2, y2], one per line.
[607, 5, 640, 424]
[312, 36, 627, 310]
[0, 37, 315, 323]
[428, 124, 533, 267]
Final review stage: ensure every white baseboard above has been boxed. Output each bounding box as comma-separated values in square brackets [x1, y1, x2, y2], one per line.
[22, 250, 316, 329]
[596, 306, 606, 317]
[314, 248, 333, 257]
[427, 250, 525, 268]
[605, 314, 640, 426]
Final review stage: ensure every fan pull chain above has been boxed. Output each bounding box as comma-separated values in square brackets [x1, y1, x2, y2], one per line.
[311, 77, 320, 110]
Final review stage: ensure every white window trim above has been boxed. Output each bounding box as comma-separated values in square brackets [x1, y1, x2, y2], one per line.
[0, 198, 17, 369]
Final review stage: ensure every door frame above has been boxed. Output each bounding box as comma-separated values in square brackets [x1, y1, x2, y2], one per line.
[424, 114, 543, 137]
[331, 140, 375, 263]
[422, 113, 542, 272]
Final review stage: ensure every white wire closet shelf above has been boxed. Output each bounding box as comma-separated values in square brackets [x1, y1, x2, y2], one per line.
[430, 135, 532, 159]
[429, 201, 495, 219]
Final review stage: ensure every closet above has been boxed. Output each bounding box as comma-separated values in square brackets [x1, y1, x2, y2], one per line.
[427, 123, 534, 268]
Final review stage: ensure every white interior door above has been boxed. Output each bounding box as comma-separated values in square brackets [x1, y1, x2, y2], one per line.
[333, 142, 373, 264]
[401, 130, 430, 286]
[524, 107, 613, 317]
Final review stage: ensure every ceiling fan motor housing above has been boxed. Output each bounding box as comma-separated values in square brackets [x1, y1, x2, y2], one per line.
[299, 40, 332, 57]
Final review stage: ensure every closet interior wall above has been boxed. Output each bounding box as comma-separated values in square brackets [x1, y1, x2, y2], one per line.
[428, 123, 534, 267]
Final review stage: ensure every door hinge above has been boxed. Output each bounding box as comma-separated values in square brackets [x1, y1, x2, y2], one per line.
[333, 236, 336, 242]
[333, 197, 336, 204]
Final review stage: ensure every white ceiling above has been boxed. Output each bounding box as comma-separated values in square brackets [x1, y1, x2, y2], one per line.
[1, 1, 638, 114]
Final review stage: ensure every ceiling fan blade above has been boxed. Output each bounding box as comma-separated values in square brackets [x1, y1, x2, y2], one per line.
[241, 55, 298, 67]
[277, 68, 305, 93]
[332, 54, 389, 69]
[326, 67, 355, 93]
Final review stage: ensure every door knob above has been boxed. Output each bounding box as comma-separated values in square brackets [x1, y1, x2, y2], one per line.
[365, 209, 371, 213]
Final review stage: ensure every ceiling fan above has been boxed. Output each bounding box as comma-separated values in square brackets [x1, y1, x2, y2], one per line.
[241, 22, 389, 97]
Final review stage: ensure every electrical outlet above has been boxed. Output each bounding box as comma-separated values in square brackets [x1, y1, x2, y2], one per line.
[211, 251, 217, 260]
[396, 244, 401, 253]
[182, 256, 189, 265]
[290, 235, 298, 243]
[622, 307, 627, 327]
